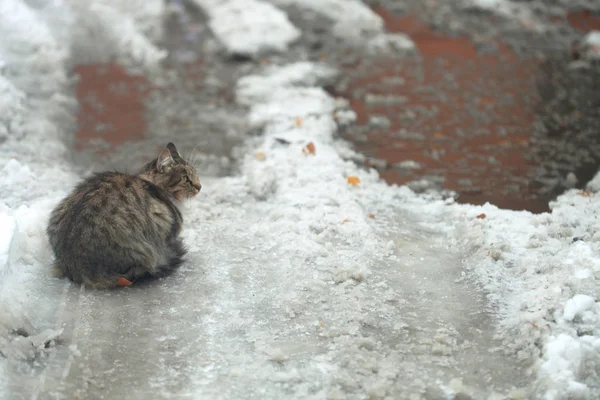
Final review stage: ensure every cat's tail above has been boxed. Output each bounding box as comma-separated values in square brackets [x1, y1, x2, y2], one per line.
[155, 238, 187, 277]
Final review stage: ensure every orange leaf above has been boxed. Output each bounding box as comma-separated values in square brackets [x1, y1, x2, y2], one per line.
[116, 277, 133, 287]
[578, 190, 592, 197]
[476, 213, 486, 219]
[302, 142, 316, 155]
[342, 218, 349, 224]
[347, 176, 360, 186]
[295, 117, 303, 127]
[368, 213, 375, 219]
[256, 152, 265, 160]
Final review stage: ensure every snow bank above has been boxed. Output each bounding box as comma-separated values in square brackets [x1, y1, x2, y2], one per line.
[271, 0, 383, 38]
[457, 185, 600, 399]
[463, 0, 546, 32]
[0, 0, 165, 352]
[190, 0, 301, 57]
[269, 0, 416, 52]
[236, 62, 338, 105]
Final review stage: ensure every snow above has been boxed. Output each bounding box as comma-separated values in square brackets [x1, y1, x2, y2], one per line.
[0, 214, 16, 271]
[190, 0, 301, 57]
[581, 31, 600, 60]
[0, 0, 167, 344]
[236, 62, 338, 105]
[463, 0, 546, 32]
[270, 0, 383, 39]
[269, 0, 416, 51]
[563, 295, 596, 322]
[1, 0, 600, 398]
[458, 191, 600, 398]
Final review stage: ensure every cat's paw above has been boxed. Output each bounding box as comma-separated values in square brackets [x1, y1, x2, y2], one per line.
[115, 277, 133, 287]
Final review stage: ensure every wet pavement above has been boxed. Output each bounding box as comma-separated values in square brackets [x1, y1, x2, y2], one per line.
[74, 1, 600, 214]
[326, 2, 600, 213]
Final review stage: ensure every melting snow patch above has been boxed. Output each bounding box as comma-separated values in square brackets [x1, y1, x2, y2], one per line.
[271, 0, 411, 50]
[581, 31, 600, 60]
[463, 0, 546, 32]
[272, 0, 383, 37]
[367, 33, 416, 54]
[236, 62, 338, 105]
[190, 0, 300, 57]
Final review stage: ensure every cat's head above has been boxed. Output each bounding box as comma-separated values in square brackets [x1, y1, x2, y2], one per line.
[139, 142, 201, 200]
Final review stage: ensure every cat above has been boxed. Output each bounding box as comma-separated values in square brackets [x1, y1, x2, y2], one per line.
[46, 142, 201, 289]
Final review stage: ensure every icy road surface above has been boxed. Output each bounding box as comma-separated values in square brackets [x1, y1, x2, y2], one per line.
[2, 199, 527, 399]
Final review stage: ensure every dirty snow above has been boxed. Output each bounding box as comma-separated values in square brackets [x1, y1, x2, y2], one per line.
[269, 0, 416, 51]
[463, 0, 545, 32]
[1, 0, 600, 399]
[235, 62, 338, 105]
[581, 31, 600, 60]
[270, 0, 384, 38]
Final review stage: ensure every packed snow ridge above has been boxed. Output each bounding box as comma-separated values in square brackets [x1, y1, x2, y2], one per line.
[2, 0, 600, 399]
[191, 0, 300, 57]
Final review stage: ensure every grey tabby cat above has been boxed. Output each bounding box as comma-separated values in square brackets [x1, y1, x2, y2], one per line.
[47, 143, 201, 289]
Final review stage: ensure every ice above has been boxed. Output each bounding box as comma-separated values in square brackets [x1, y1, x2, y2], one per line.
[0, 328, 63, 362]
[2, 0, 600, 398]
[190, 0, 300, 57]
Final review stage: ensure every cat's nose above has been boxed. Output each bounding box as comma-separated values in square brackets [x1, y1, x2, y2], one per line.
[193, 183, 201, 192]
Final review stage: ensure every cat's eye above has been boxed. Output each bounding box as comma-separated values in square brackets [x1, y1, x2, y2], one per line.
[184, 176, 193, 185]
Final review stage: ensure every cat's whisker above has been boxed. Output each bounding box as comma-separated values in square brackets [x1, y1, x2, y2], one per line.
[189, 145, 201, 168]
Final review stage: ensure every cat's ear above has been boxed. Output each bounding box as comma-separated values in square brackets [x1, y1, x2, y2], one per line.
[166, 142, 183, 162]
[157, 147, 175, 172]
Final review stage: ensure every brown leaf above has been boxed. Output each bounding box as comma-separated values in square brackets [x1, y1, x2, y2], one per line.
[347, 176, 360, 186]
[302, 142, 316, 155]
[476, 213, 486, 219]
